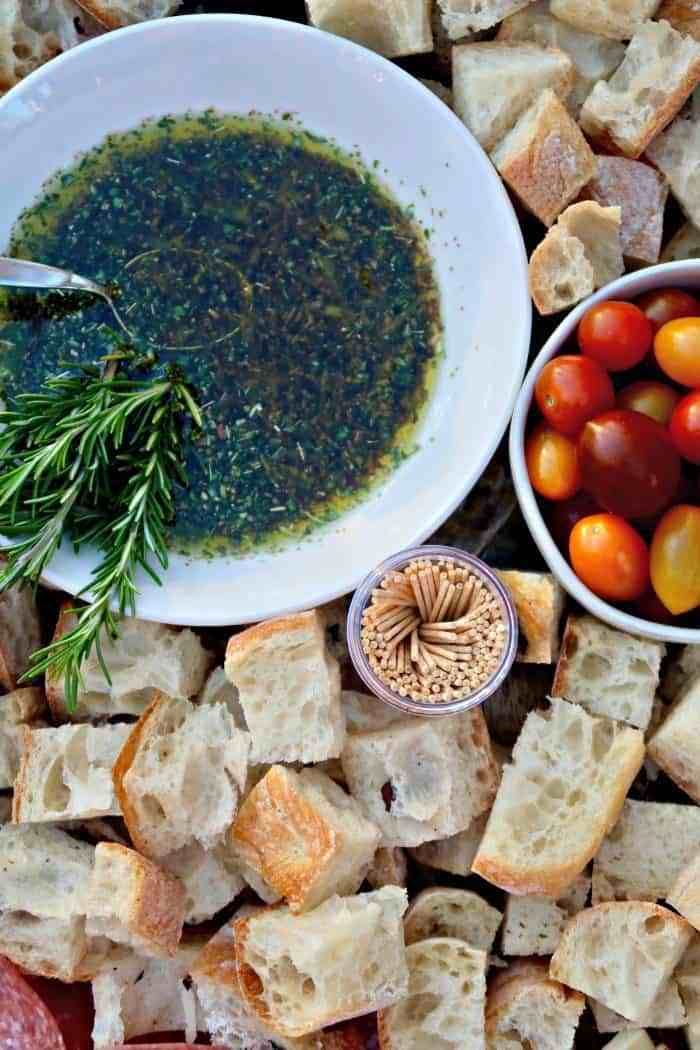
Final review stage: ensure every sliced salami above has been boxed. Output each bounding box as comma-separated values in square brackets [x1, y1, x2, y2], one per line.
[0, 956, 66, 1050]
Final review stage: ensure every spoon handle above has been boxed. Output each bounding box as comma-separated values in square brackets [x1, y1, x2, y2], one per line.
[0, 257, 105, 297]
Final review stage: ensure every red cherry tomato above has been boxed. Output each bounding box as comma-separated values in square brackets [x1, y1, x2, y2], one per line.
[548, 490, 600, 551]
[669, 391, 700, 463]
[617, 381, 681, 426]
[650, 505, 700, 614]
[636, 288, 700, 333]
[655, 317, 700, 387]
[534, 355, 615, 436]
[578, 409, 681, 519]
[578, 301, 653, 371]
[569, 513, 650, 602]
[526, 423, 581, 501]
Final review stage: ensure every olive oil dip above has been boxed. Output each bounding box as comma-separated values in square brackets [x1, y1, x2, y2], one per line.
[0, 111, 442, 555]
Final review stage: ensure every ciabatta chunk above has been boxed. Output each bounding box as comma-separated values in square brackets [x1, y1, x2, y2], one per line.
[648, 676, 700, 801]
[304, 0, 432, 58]
[74, 0, 182, 30]
[501, 873, 591, 956]
[486, 959, 585, 1050]
[496, 570, 565, 663]
[0, 687, 45, 789]
[550, 0, 662, 40]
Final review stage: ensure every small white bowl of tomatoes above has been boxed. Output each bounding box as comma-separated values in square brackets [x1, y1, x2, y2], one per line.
[510, 260, 700, 644]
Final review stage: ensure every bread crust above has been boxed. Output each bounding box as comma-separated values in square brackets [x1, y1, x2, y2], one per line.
[486, 958, 585, 1037]
[111, 692, 164, 855]
[45, 602, 76, 720]
[497, 571, 564, 663]
[225, 610, 320, 667]
[657, 0, 700, 39]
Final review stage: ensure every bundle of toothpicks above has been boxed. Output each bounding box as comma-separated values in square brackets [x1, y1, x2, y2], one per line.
[360, 556, 506, 703]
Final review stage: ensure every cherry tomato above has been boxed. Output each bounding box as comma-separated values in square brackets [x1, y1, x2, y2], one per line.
[569, 513, 650, 602]
[578, 301, 653, 371]
[526, 423, 580, 501]
[535, 355, 615, 436]
[636, 288, 700, 333]
[650, 505, 700, 614]
[578, 409, 681, 519]
[670, 391, 700, 464]
[655, 317, 700, 387]
[617, 381, 681, 426]
[548, 490, 600, 551]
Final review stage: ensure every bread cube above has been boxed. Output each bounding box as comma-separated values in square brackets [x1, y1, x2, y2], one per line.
[367, 846, 407, 889]
[13, 723, 130, 822]
[197, 665, 246, 726]
[661, 643, 700, 701]
[0, 582, 41, 692]
[378, 938, 487, 1050]
[408, 815, 488, 875]
[438, 0, 533, 35]
[591, 1031, 655, 1048]
[662, 222, 700, 262]
[452, 42, 573, 152]
[550, 902, 693, 1022]
[496, 570, 565, 663]
[493, 89, 597, 226]
[647, 100, 700, 230]
[486, 960, 585, 1050]
[669, 852, 700, 932]
[658, 0, 700, 40]
[580, 21, 700, 158]
[342, 689, 404, 733]
[552, 614, 664, 730]
[113, 694, 250, 859]
[231, 765, 380, 913]
[0, 687, 45, 789]
[225, 611, 344, 764]
[582, 156, 668, 265]
[305, 0, 432, 58]
[501, 874, 591, 956]
[234, 888, 409, 1037]
[472, 698, 644, 897]
[67, 0, 181, 32]
[161, 841, 245, 924]
[649, 677, 700, 801]
[590, 984, 687, 1032]
[551, 0, 661, 40]
[404, 887, 502, 952]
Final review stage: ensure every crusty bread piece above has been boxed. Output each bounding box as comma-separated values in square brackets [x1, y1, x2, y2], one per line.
[234, 888, 409, 1037]
[580, 21, 700, 157]
[486, 959, 585, 1049]
[582, 156, 669, 265]
[231, 765, 380, 913]
[550, 0, 661, 39]
[662, 221, 700, 261]
[438, 0, 533, 35]
[404, 887, 502, 952]
[367, 847, 407, 889]
[658, 0, 700, 39]
[648, 676, 700, 801]
[161, 841, 245, 924]
[552, 614, 664, 730]
[0, 686, 45, 789]
[0, 0, 100, 92]
[501, 873, 591, 956]
[86, 842, 186, 958]
[451, 42, 573, 153]
[197, 665, 246, 726]
[590, 980, 687, 1031]
[647, 100, 700, 228]
[113, 694, 249, 859]
[602, 1034, 655, 1050]
[304, 0, 432, 58]
[13, 722, 130, 822]
[342, 690, 404, 734]
[420, 77, 453, 107]
[377, 937, 487, 1050]
[47, 605, 211, 723]
[0, 581, 41, 690]
[408, 814, 488, 875]
[472, 698, 645, 897]
[496, 570, 565, 663]
[529, 223, 596, 314]
[497, 2, 625, 113]
[225, 611, 344, 765]
[661, 643, 700, 701]
[669, 852, 700, 931]
[550, 902, 693, 1021]
[75, 0, 181, 30]
[493, 89, 598, 226]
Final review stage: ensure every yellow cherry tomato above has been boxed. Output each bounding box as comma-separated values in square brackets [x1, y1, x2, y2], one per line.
[654, 317, 700, 387]
[650, 505, 700, 614]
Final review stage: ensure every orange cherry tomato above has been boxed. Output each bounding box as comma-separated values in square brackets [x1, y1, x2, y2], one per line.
[654, 317, 700, 387]
[578, 301, 653, 371]
[669, 391, 700, 463]
[548, 490, 600, 551]
[535, 355, 615, 436]
[526, 423, 580, 501]
[636, 288, 700, 333]
[617, 381, 681, 426]
[569, 513, 650, 602]
[650, 505, 700, 614]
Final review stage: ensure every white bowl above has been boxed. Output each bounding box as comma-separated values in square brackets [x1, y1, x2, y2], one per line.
[510, 259, 700, 645]
[0, 14, 531, 626]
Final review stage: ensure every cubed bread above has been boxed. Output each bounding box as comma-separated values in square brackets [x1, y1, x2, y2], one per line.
[451, 42, 574, 152]
[437, 0, 533, 35]
[592, 799, 700, 903]
[47, 605, 211, 722]
[0, 687, 45, 789]
[86, 842, 185, 958]
[658, 0, 700, 39]
[231, 765, 380, 913]
[496, 570, 566, 663]
[550, 0, 661, 39]
[501, 873, 591, 956]
[342, 689, 404, 734]
[647, 99, 700, 229]
[225, 611, 344, 764]
[497, 2, 625, 113]
[528, 223, 596, 314]
[0, 0, 90, 92]
[407, 815, 488, 875]
[493, 89, 597, 226]
[304, 0, 432, 58]
[662, 222, 700, 261]
[487, 960, 585, 1049]
[602, 1034, 656, 1050]
[377, 937, 487, 1050]
[0, 581, 41, 691]
[552, 614, 664, 730]
[66, 0, 181, 31]
[472, 698, 645, 897]
[13, 723, 130, 822]
[590, 982, 687, 1031]
[161, 842, 245, 924]
[113, 694, 250, 858]
[404, 887, 502, 953]
[550, 902, 694, 1021]
[580, 20, 700, 157]
[367, 847, 407, 889]
[234, 888, 409, 1036]
[197, 665, 246, 726]
[669, 852, 700, 931]
[661, 643, 700, 701]
[648, 676, 700, 800]
[582, 156, 669, 265]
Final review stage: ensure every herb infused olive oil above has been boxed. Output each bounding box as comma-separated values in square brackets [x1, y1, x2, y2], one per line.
[1, 112, 442, 554]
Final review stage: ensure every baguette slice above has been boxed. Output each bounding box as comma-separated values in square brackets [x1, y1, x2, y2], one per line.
[657, 0, 700, 38]
[305, 0, 432, 58]
[496, 571, 565, 664]
[581, 156, 669, 265]
[0, 686, 46, 789]
[580, 20, 700, 158]
[161, 841, 245, 925]
[472, 698, 645, 897]
[404, 887, 502, 953]
[438, 0, 533, 35]
[0, 581, 41, 691]
[550, 902, 693, 1021]
[408, 814, 488, 875]
[602, 1034, 655, 1050]
[501, 873, 591, 956]
[377, 937, 487, 1050]
[75, 0, 181, 30]
[493, 89, 597, 226]
[662, 222, 700, 261]
[647, 98, 700, 229]
[590, 979, 687, 1031]
[550, 0, 661, 40]
[648, 675, 700, 801]
[486, 959, 585, 1050]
